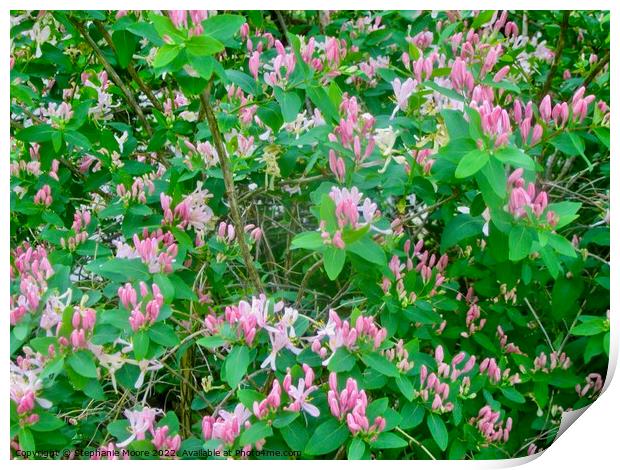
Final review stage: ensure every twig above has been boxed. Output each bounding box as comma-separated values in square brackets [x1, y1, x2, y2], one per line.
[272, 11, 290, 46]
[200, 83, 263, 292]
[539, 11, 570, 100]
[295, 258, 323, 306]
[583, 50, 610, 88]
[94, 20, 164, 113]
[524, 297, 554, 350]
[395, 426, 437, 460]
[71, 18, 153, 136]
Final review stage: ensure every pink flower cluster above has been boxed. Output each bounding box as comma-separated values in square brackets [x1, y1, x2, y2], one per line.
[10, 243, 54, 325]
[471, 405, 513, 444]
[327, 373, 386, 438]
[61, 209, 91, 250]
[384, 339, 414, 372]
[496, 326, 524, 354]
[11, 349, 53, 425]
[456, 286, 486, 337]
[202, 404, 260, 451]
[313, 309, 387, 365]
[507, 168, 557, 225]
[410, 148, 436, 174]
[417, 346, 475, 413]
[183, 140, 219, 168]
[264, 40, 296, 88]
[63, 305, 96, 349]
[576, 373, 603, 398]
[205, 294, 270, 346]
[382, 238, 449, 304]
[115, 230, 178, 274]
[117, 407, 162, 447]
[116, 175, 155, 204]
[152, 425, 182, 455]
[330, 94, 376, 166]
[450, 58, 475, 94]
[532, 351, 571, 373]
[480, 357, 521, 385]
[253, 378, 282, 418]
[168, 10, 209, 37]
[118, 282, 164, 331]
[34, 184, 52, 206]
[470, 100, 512, 148]
[282, 364, 320, 417]
[570, 86, 596, 123]
[216, 221, 262, 246]
[253, 364, 320, 419]
[160, 184, 214, 235]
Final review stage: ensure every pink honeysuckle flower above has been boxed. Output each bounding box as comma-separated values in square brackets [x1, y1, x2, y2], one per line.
[390, 77, 416, 117]
[117, 407, 162, 447]
[285, 378, 320, 417]
[260, 324, 301, 371]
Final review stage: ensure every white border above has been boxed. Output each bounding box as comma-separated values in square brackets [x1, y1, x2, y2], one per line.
[3, 1, 617, 467]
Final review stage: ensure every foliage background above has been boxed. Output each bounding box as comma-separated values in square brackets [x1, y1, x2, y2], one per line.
[9, 9, 610, 460]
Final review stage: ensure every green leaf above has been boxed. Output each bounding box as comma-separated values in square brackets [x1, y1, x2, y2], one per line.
[148, 323, 178, 347]
[455, 149, 489, 178]
[84, 258, 150, 282]
[571, 318, 609, 336]
[291, 231, 324, 250]
[346, 238, 386, 266]
[426, 413, 448, 451]
[304, 419, 349, 455]
[472, 10, 495, 29]
[275, 89, 302, 123]
[31, 412, 66, 432]
[440, 214, 483, 251]
[395, 376, 414, 400]
[150, 13, 185, 43]
[196, 335, 227, 349]
[153, 44, 181, 68]
[323, 246, 346, 280]
[348, 437, 366, 459]
[400, 402, 425, 429]
[307, 86, 339, 124]
[186, 35, 225, 57]
[133, 330, 150, 360]
[188, 55, 215, 80]
[224, 345, 250, 388]
[16, 124, 55, 143]
[494, 147, 536, 171]
[327, 348, 356, 372]
[200, 14, 245, 43]
[371, 432, 408, 449]
[112, 29, 138, 68]
[479, 157, 507, 199]
[18, 428, 35, 453]
[501, 387, 526, 404]
[272, 411, 299, 428]
[361, 352, 400, 378]
[67, 350, 98, 378]
[239, 421, 273, 446]
[280, 417, 310, 451]
[548, 233, 577, 258]
[257, 101, 283, 132]
[508, 225, 533, 261]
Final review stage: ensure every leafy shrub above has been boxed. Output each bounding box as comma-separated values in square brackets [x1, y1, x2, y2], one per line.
[10, 9, 610, 460]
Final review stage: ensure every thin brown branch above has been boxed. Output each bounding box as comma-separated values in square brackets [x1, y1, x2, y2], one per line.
[583, 50, 610, 89]
[93, 20, 164, 113]
[200, 83, 264, 292]
[540, 11, 570, 100]
[71, 18, 153, 136]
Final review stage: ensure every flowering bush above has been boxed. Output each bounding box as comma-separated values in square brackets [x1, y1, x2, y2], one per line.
[10, 9, 610, 460]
